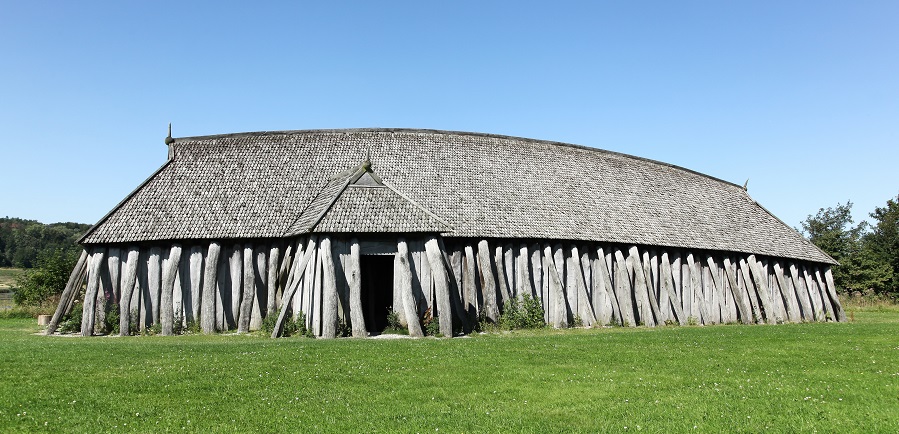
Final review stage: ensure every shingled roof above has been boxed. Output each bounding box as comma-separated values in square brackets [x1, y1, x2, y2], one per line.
[80, 128, 834, 264]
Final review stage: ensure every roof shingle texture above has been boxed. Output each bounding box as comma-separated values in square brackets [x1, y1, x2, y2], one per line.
[81, 129, 833, 264]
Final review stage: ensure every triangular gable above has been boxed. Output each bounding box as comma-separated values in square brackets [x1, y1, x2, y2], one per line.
[285, 159, 451, 235]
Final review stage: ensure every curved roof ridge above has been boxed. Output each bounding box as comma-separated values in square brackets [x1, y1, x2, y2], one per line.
[171, 128, 743, 189]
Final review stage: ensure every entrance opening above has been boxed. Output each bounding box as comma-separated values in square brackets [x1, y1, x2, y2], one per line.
[360, 255, 394, 334]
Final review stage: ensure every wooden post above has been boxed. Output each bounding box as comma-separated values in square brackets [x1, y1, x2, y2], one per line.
[347, 238, 366, 337]
[614, 248, 635, 327]
[116, 247, 140, 336]
[494, 245, 510, 309]
[812, 268, 835, 321]
[772, 261, 801, 322]
[747, 255, 776, 323]
[81, 249, 105, 336]
[272, 237, 316, 338]
[660, 252, 686, 325]
[477, 240, 499, 323]
[789, 263, 814, 321]
[703, 256, 723, 324]
[425, 237, 453, 337]
[516, 244, 531, 300]
[626, 247, 654, 326]
[802, 266, 825, 321]
[201, 242, 221, 333]
[398, 239, 423, 337]
[462, 244, 478, 327]
[160, 245, 182, 335]
[641, 249, 663, 324]
[320, 236, 338, 339]
[107, 248, 121, 304]
[46, 250, 89, 335]
[590, 248, 613, 326]
[267, 246, 280, 315]
[188, 246, 203, 324]
[823, 268, 846, 322]
[147, 246, 162, 326]
[543, 244, 567, 328]
[236, 245, 255, 333]
[569, 245, 595, 326]
[722, 257, 752, 324]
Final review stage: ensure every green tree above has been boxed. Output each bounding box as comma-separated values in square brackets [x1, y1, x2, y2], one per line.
[800, 202, 892, 293]
[866, 193, 899, 293]
[13, 248, 79, 309]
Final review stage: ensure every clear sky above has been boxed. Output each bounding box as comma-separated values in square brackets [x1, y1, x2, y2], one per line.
[1, 1, 897, 232]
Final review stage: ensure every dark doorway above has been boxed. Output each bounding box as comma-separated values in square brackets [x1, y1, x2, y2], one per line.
[360, 255, 394, 333]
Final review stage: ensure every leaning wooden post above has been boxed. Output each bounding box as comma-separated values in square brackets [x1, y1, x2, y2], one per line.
[118, 247, 140, 336]
[823, 268, 847, 322]
[747, 255, 776, 323]
[543, 244, 567, 328]
[347, 238, 367, 338]
[397, 239, 423, 337]
[46, 250, 89, 335]
[425, 236, 453, 337]
[81, 248, 105, 336]
[722, 257, 753, 324]
[660, 252, 686, 325]
[200, 242, 221, 334]
[272, 237, 315, 338]
[476, 240, 499, 323]
[320, 236, 338, 339]
[627, 246, 654, 327]
[159, 245, 182, 336]
[773, 261, 801, 323]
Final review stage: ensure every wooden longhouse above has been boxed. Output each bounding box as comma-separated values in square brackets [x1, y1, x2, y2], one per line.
[48, 129, 845, 337]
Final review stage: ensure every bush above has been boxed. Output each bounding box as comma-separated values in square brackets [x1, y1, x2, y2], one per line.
[58, 302, 83, 334]
[422, 308, 441, 336]
[13, 249, 78, 309]
[499, 294, 546, 330]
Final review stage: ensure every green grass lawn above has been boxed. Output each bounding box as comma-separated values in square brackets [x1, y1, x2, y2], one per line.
[1, 313, 897, 433]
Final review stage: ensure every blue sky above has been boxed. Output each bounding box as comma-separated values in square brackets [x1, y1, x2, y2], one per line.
[1, 1, 897, 232]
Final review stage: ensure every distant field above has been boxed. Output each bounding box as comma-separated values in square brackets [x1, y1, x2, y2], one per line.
[0, 310, 897, 433]
[0, 267, 24, 291]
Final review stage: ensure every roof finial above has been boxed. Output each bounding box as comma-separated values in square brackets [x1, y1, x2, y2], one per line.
[165, 123, 174, 145]
[362, 148, 371, 170]
[743, 178, 749, 191]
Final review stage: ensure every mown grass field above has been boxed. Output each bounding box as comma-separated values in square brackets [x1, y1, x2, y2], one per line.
[0, 267, 24, 290]
[1, 309, 897, 433]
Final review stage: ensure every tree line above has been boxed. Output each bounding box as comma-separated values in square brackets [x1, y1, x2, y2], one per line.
[0, 217, 92, 268]
[799, 193, 899, 297]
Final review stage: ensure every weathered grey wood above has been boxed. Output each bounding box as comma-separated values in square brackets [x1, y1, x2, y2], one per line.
[187, 246, 203, 324]
[516, 243, 531, 300]
[530, 243, 543, 300]
[706, 256, 723, 324]
[137, 249, 150, 330]
[267, 246, 280, 315]
[552, 243, 572, 323]
[789, 262, 814, 321]
[600, 247, 622, 325]
[46, 250, 89, 335]
[159, 245, 182, 335]
[107, 248, 121, 303]
[543, 244, 567, 328]
[228, 245, 242, 327]
[425, 237, 453, 337]
[462, 244, 478, 321]
[686, 253, 706, 324]
[772, 261, 801, 322]
[81, 249, 105, 336]
[397, 239, 423, 337]
[320, 237, 338, 339]
[651, 250, 671, 322]
[249, 248, 267, 331]
[747, 255, 776, 323]
[660, 252, 686, 325]
[347, 238, 366, 337]
[237, 244, 255, 333]
[215, 247, 229, 331]
[442, 240, 468, 329]
[812, 268, 835, 321]
[590, 249, 612, 326]
[568, 245, 595, 326]
[823, 268, 846, 322]
[272, 237, 316, 337]
[116, 247, 140, 336]
[626, 247, 655, 326]
[494, 245, 510, 309]
[477, 240, 499, 323]
[503, 243, 515, 298]
[802, 266, 825, 321]
[147, 246, 162, 325]
[671, 252, 683, 318]
[613, 248, 635, 327]
[737, 258, 763, 324]
[278, 242, 294, 293]
[201, 242, 221, 333]
[722, 257, 752, 324]
[640, 249, 663, 325]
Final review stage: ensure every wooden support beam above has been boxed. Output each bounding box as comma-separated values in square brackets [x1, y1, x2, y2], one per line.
[813, 268, 835, 321]
[272, 237, 316, 338]
[107, 248, 121, 304]
[494, 245, 510, 309]
[81, 249, 105, 336]
[462, 244, 478, 327]
[543, 244, 567, 328]
[789, 262, 814, 321]
[772, 261, 801, 322]
[46, 249, 89, 335]
[627, 246, 654, 326]
[266, 246, 280, 315]
[398, 239, 423, 337]
[747, 255, 777, 323]
[737, 258, 764, 324]
[802, 266, 825, 321]
[320, 237, 338, 339]
[117, 247, 139, 336]
[823, 268, 846, 322]
[641, 249, 663, 324]
[237, 244, 255, 333]
[201, 242, 221, 334]
[722, 257, 752, 324]
[613, 248, 635, 327]
[347, 238, 366, 337]
[425, 237, 453, 337]
[477, 240, 499, 323]
[516, 243, 531, 300]
[159, 245, 182, 336]
[686, 253, 706, 324]
[147, 247, 162, 326]
[569, 245, 595, 326]
[660, 252, 686, 325]
[591, 247, 613, 326]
